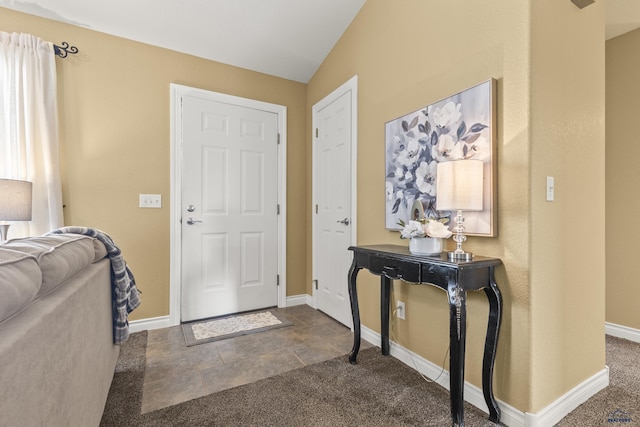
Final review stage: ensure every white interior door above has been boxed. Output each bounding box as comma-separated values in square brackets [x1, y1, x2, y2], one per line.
[181, 94, 279, 322]
[313, 77, 357, 328]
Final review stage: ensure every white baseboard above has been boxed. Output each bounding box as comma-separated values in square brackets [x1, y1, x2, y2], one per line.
[605, 322, 640, 343]
[307, 294, 315, 307]
[524, 366, 609, 427]
[360, 324, 608, 427]
[286, 294, 312, 307]
[129, 315, 171, 333]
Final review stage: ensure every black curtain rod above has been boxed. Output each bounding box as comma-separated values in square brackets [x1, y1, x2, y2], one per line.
[53, 41, 79, 58]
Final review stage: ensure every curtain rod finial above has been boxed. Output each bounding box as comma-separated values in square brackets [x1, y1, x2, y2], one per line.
[53, 41, 79, 58]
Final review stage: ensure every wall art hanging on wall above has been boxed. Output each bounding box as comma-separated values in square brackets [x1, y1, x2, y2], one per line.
[385, 79, 497, 236]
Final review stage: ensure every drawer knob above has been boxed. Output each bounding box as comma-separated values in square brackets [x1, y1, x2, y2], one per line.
[382, 266, 403, 279]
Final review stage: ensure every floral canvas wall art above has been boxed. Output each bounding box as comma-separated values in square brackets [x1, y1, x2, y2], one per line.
[385, 79, 497, 235]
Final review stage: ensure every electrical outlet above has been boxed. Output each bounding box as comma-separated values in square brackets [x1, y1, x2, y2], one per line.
[396, 301, 406, 320]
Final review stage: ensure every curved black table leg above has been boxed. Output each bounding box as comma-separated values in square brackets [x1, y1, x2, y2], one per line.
[482, 267, 503, 423]
[348, 258, 362, 364]
[448, 283, 467, 427]
[380, 275, 391, 356]
[346, 245, 503, 426]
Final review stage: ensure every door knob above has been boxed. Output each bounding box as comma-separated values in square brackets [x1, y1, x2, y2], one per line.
[186, 204, 196, 212]
[336, 218, 350, 225]
[186, 217, 203, 225]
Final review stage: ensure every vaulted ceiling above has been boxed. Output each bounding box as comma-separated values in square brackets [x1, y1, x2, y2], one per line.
[0, 0, 366, 83]
[0, 0, 637, 83]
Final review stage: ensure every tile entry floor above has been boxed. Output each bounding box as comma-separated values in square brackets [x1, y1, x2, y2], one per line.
[141, 305, 373, 413]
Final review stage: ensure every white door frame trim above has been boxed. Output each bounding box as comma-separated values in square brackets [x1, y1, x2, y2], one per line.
[311, 75, 358, 309]
[169, 83, 287, 326]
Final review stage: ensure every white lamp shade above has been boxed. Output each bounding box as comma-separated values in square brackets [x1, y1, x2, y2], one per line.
[436, 160, 483, 211]
[0, 179, 33, 221]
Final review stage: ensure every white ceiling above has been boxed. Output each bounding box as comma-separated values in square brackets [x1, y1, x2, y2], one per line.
[0, 0, 637, 83]
[0, 0, 366, 83]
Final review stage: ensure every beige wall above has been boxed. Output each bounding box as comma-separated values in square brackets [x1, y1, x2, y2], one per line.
[307, 0, 605, 413]
[3, 0, 608, 416]
[0, 7, 308, 320]
[605, 28, 640, 330]
[530, 0, 605, 411]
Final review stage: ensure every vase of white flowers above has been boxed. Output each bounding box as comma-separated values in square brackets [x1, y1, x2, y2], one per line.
[409, 236, 443, 255]
[398, 218, 453, 255]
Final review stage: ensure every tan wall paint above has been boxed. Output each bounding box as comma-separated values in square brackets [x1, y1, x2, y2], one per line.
[530, 0, 605, 411]
[0, 7, 308, 320]
[2, 0, 608, 416]
[308, 0, 605, 414]
[605, 28, 640, 330]
[307, 0, 532, 411]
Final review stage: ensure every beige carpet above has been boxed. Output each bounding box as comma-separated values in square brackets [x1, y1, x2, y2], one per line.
[101, 332, 496, 426]
[101, 333, 640, 426]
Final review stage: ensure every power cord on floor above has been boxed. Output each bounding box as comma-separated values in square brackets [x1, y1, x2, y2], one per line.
[390, 306, 464, 384]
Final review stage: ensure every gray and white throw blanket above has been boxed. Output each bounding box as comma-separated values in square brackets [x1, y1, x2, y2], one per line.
[47, 226, 141, 344]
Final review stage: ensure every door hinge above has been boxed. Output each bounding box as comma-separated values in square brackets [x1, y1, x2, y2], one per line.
[315, 204, 318, 214]
[277, 133, 281, 144]
[277, 204, 280, 215]
[277, 274, 280, 286]
[315, 128, 318, 138]
[313, 279, 318, 290]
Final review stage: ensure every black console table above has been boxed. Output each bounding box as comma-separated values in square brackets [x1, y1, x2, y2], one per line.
[347, 244, 502, 427]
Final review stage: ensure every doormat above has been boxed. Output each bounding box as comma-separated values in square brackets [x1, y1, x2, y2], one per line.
[181, 309, 293, 347]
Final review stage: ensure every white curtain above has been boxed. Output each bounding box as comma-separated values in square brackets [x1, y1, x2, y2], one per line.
[0, 32, 63, 237]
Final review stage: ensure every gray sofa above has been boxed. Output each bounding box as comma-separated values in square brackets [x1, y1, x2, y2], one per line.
[0, 234, 120, 427]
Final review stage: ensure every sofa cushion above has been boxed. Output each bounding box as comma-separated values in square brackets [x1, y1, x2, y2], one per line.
[92, 239, 108, 262]
[0, 248, 42, 323]
[1, 235, 96, 297]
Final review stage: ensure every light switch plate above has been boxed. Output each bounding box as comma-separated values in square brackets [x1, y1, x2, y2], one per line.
[139, 194, 162, 208]
[546, 177, 554, 202]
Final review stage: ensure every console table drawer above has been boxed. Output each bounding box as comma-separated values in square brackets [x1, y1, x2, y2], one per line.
[368, 257, 421, 282]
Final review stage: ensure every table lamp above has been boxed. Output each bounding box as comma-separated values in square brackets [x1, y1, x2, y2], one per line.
[0, 179, 33, 242]
[436, 160, 483, 261]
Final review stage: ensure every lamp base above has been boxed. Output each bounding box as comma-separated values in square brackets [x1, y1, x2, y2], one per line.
[447, 251, 474, 261]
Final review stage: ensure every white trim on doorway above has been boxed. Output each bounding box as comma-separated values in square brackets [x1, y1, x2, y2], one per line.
[311, 75, 358, 311]
[169, 84, 287, 326]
